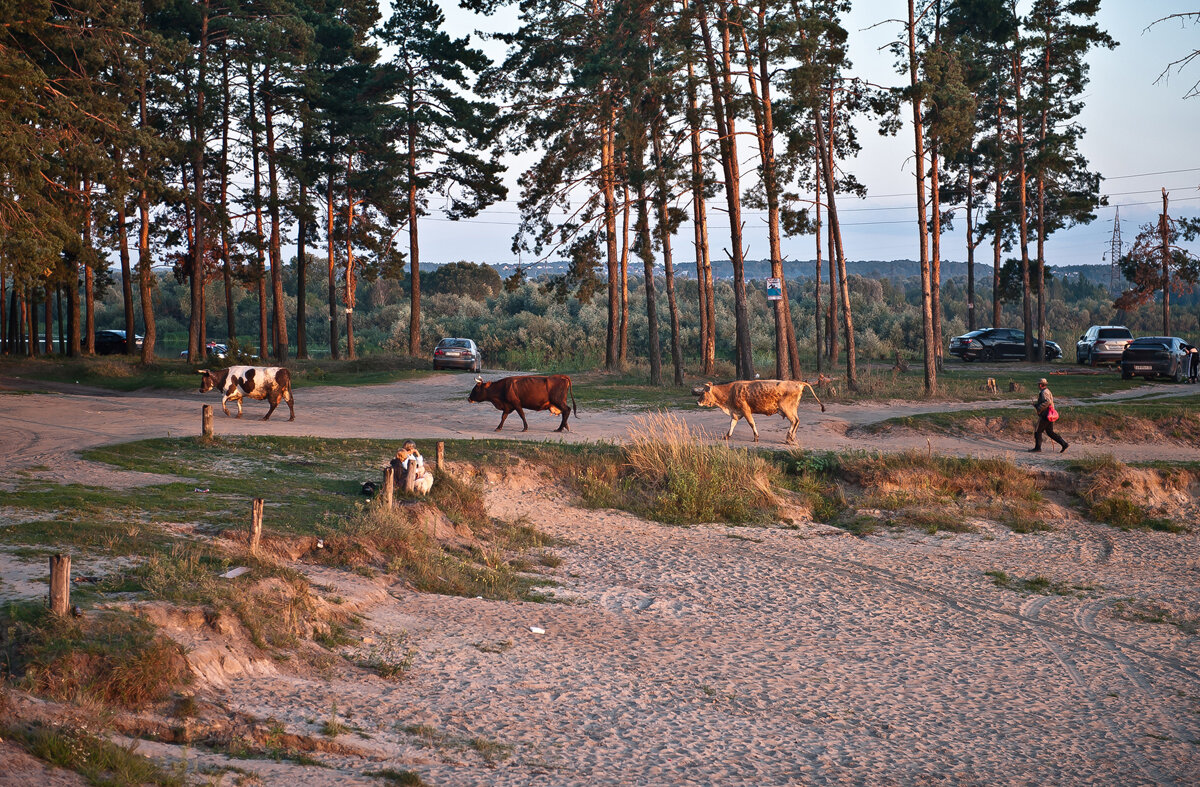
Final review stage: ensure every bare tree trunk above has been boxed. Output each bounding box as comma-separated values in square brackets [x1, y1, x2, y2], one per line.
[636, 177, 662, 385]
[697, 0, 753, 378]
[220, 41, 235, 345]
[345, 155, 357, 360]
[137, 51, 156, 364]
[1160, 188, 1171, 335]
[815, 107, 856, 390]
[326, 163, 339, 360]
[814, 158, 823, 375]
[966, 156, 976, 331]
[118, 194, 135, 354]
[263, 66, 288, 363]
[187, 1, 209, 364]
[618, 180, 630, 367]
[651, 121, 684, 386]
[83, 180, 95, 355]
[993, 102, 1003, 330]
[1013, 52, 1033, 361]
[601, 110, 620, 371]
[296, 180, 308, 358]
[826, 87, 838, 365]
[683, 19, 713, 376]
[908, 0, 935, 394]
[248, 64, 269, 359]
[44, 284, 52, 354]
[408, 119, 421, 357]
[930, 142, 943, 371]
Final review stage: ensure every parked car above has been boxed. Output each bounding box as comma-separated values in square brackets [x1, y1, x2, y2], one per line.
[1076, 325, 1133, 366]
[94, 329, 143, 355]
[432, 337, 482, 372]
[949, 328, 1062, 361]
[179, 342, 229, 360]
[1120, 336, 1193, 382]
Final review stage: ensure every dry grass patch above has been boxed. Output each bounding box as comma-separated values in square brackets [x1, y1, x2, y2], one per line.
[835, 451, 1049, 534]
[0, 602, 189, 709]
[572, 413, 781, 525]
[1073, 455, 1196, 533]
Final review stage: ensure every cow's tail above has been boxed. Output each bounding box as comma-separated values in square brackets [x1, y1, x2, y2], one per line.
[802, 381, 825, 413]
[570, 379, 578, 418]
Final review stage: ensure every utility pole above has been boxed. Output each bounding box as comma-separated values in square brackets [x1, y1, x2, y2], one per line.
[1109, 206, 1122, 295]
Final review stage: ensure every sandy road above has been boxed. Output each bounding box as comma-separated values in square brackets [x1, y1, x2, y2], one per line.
[0, 371, 1197, 487]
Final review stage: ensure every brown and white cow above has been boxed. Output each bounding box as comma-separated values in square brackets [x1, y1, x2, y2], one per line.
[693, 379, 824, 444]
[198, 366, 295, 421]
[468, 374, 577, 432]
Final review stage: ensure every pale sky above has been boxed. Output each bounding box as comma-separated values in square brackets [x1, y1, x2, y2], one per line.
[414, 0, 1200, 270]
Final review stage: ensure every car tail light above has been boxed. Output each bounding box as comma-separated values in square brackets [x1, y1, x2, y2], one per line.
[435, 349, 444, 356]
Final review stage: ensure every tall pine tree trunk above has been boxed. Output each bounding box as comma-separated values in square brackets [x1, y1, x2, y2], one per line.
[44, 285, 52, 354]
[296, 180, 308, 358]
[408, 119, 421, 357]
[930, 143, 943, 371]
[826, 88, 838, 364]
[814, 158, 823, 375]
[326, 162, 340, 360]
[344, 155, 357, 360]
[618, 180, 630, 367]
[684, 28, 712, 376]
[697, 0, 752, 378]
[84, 180, 95, 355]
[264, 68, 288, 363]
[187, 2, 209, 363]
[118, 194, 134, 354]
[1013, 52, 1033, 361]
[993, 102, 1004, 330]
[652, 123, 683, 386]
[635, 176, 662, 384]
[602, 108, 620, 371]
[908, 0, 935, 393]
[137, 50, 155, 364]
[220, 41, 235, 346]
[966, 156, 976, 331]
[248, 65, 269, 359]
[814, 101, 856, 390]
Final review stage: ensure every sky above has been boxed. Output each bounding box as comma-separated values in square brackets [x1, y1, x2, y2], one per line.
[410, 1, 1200, 271]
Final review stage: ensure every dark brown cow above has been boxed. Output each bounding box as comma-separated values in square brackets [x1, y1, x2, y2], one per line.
[468, 374, 577, 432]
[198, 365, 295, 421]
[693, 379, 824, 444]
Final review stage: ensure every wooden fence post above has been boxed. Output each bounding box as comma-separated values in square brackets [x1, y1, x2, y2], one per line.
[49, 554, 70, 617]
[202, 404, 213, 438]
[382, 466, 394, 509]
[250, 498, 264, 556]
[405, 460, 418, 493]
[436, 442, 444, 472]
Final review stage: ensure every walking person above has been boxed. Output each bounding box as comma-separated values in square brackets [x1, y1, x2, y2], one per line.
[1030, 378, 1068, 453]
[1189, 345, 1199, 384]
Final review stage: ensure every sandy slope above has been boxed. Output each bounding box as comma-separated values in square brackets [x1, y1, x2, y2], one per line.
[112, 473, 1200, 785]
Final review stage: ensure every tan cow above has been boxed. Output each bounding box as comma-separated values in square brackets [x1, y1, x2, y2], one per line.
[693, 379, 825, 444]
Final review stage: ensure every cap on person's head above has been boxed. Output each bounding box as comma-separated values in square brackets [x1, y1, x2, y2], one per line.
[1038, 378, 1048, 386]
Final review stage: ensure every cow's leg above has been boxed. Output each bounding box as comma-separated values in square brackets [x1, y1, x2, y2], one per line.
[221, 394, 232, 418]
[496, 408, 512, 431]
[784, 412, 800, 444]
[725, 415, 739, 440]
[284, 388, 295, 421]
[742, 408, 760, 442]
[263, 394, 279, 421]
[234, 395, 244, 418]
[515, 405, 529, 431]
[555, 401, 570, 432]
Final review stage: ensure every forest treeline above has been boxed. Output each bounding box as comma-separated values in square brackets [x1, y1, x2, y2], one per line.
[1, 0, 1197, 390]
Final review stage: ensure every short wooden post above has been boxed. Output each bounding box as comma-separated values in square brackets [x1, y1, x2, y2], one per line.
[49, 554, 70, 617]
[436, 442, 445, 472]
[250, 498, 264, 556]
[405, 460, 418, 493]
[202, 405, 214, 438]
[382, 466, 394, 509]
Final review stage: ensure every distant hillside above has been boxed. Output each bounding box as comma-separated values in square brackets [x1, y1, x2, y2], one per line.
[484, 258, 1117, 286]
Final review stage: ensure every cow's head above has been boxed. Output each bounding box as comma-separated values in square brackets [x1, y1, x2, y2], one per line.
[693, 382, 718, 408]
[197, 369, 217, 393]
[467, 376, 488, 403]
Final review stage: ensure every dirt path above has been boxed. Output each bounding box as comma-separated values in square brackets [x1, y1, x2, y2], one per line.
[1, 372, 1197, 488]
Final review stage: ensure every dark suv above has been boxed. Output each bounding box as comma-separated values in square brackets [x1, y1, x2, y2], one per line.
[1121, 337, 1192, 382]
[1076, 325, 1133, 366]
[94, 329, 144, 355]
[949, 328, 1062, 361]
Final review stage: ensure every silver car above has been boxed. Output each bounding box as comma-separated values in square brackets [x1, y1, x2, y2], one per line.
[432, 337, 482, 372]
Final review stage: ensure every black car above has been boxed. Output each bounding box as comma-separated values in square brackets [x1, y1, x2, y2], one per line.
[94, 329, 144, 355]
[432, 337, 482, 372]
[949, 328, 1062, 361]
[1120, 336, 1192, 382]
[1076, 325, 1133, 366]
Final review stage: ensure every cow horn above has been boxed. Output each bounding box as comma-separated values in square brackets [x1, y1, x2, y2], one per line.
[196, 369, 208, 375]
[474, 376, 483, 383]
